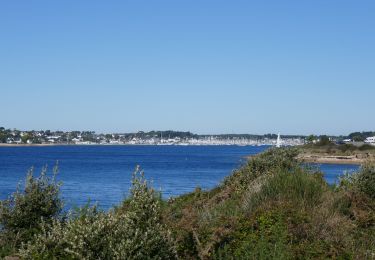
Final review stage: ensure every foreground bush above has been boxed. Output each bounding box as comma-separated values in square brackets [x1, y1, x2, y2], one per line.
[357, 162, 375, 199]
[19, 167, 176, 259]
[0, 165, 62, 256]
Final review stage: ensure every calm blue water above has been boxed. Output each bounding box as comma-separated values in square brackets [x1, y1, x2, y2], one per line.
[316, 163, 359, 184]
[0, 145, 359, 209]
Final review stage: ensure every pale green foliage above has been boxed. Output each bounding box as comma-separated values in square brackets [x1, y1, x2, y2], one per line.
[20, 207, 118, 259]
[20, 166, 176, 259]
[338, 171, 359, 191]
[338, 161, 375, 198]
[0, 164, 62, 254]
[110, 166, 176, 259]
[357, 162, 375, 198]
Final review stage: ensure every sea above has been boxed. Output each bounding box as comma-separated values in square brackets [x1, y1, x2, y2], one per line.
[0, 145, 359, 209]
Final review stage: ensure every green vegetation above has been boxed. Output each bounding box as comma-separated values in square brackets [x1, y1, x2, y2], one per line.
[348, 131, 375, 142]
[0, 165, 62, 256]
[1, 149, 374, 259]
[19, 167, 176, 259]
[301, 139, 375, 156]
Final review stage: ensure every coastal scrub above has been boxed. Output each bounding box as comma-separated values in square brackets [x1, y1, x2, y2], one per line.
[0, 148, 374, 259]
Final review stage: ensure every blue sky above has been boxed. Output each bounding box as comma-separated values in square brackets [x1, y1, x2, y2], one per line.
[1, 1, 374, 135]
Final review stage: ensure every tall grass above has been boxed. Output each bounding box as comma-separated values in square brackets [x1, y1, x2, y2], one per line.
[244, 168, 325, 213]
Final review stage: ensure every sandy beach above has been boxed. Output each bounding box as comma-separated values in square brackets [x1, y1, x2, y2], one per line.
[297, 154, 367, 165]
[0, 143, 64, 147]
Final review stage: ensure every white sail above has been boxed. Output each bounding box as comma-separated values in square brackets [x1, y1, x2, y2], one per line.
[276, 133, 282, 148]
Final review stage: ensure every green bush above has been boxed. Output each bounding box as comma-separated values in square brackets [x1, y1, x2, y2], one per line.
[358, 144, 375, 151]
[357, 163, 375, 199]
[110, 167, 176, 259]
[234, 212, 290, 260]
[337, 144, 358, 153]
[317, 135, 331, 146]
[338, 162, 375, 199]
[19, 206, 118, 259]
[0, 165, 62, 256]
[225, 148, 299, 193]
[20, 166, 177, 259]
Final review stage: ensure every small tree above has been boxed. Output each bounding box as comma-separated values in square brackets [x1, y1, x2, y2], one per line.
[21, 134, 32, 144]
[318, 135, 331, 146]
[306, 135, 316, 144]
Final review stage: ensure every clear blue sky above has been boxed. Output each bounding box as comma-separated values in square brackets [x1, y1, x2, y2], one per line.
[1, 1, 374, 135]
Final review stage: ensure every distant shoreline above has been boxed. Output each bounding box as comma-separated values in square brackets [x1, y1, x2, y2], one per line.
[247, 147, 372, 165]
[0, 143, 60, 147]
[0, 143, 268, 147]
[248, 152, 366, 165]
[247, 155, 364, 165]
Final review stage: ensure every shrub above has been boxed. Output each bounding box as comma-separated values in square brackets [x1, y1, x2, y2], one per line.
[338, 162, 375, 199]
[337, 144, 357, 153]
[225, 148, 299, 193]
[233, 212, 290, 260]
[110, 167, 176, 259]
[20, 166, 177, 259]
[358, 144, 375, 151]
[0, 165, 62, 255]
[357, 162, 375, 199]
[20, 206, 118, 259]
[317, 135, 331, 146]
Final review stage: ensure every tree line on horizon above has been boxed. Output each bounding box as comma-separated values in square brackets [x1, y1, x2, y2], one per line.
[1, 126, 374, 144]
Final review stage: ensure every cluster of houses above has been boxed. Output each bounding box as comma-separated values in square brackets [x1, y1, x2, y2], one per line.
[2, 128, 374, 146]
[343, 136, 375, 145]
[2, 130, 305, 146]
[3, 130, 91, 145]
[365, 136, 375, 144]
[6, 138, 23, 144]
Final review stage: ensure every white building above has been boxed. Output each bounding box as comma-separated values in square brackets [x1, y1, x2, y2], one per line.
[364, 136, 375, 144]
[72, 137, 82, 143]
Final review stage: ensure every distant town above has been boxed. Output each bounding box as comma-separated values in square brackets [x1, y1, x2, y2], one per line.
[0, 127, 374, 146]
